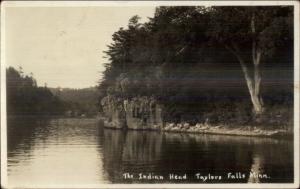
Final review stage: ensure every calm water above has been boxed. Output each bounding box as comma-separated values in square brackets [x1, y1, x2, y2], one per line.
[7, 117, 293, 187]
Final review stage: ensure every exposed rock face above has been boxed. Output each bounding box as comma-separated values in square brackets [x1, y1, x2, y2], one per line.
[124, 97, 163, 130]
[101, 95, 163, 130]
[101, 73, 164, 130]
[101, 95, 127, 129]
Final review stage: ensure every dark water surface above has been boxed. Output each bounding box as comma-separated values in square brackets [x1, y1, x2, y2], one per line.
[7, 117, 293, 186]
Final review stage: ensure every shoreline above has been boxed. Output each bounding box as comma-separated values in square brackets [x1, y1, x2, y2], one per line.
[7, 115, 292, 139]
[100, 117, 292, 139]
[161, 125, 292, 139]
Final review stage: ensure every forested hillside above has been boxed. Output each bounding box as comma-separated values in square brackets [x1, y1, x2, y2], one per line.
[6, 67, 65, 116]
[99, 6, 293, 127]
[6, 67, 100, 117]
[50, 87, 100, 117]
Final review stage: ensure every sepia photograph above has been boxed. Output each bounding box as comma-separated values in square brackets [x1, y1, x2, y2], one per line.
[1, 1, 299, 188]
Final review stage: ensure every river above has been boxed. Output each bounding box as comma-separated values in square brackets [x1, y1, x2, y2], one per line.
[7, 117, 293, 187]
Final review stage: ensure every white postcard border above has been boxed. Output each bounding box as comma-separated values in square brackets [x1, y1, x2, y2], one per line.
[1, 1, 299, 188]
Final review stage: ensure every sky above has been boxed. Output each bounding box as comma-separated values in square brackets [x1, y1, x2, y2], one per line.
[5, 6, 156, 89]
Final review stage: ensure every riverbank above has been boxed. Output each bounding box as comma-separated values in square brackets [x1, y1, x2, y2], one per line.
[99, 116, 292, 138]
[162, 123, 292, 138]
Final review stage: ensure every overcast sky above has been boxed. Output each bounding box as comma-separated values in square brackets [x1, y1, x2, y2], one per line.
[5, 6, 156, 88]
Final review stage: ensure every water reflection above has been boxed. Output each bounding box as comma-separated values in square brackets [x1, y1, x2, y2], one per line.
[103, 129, 293, 183]
[7, 117, 293, 187]
[102, 130, 163, 183]
[7, 117, 109, 187]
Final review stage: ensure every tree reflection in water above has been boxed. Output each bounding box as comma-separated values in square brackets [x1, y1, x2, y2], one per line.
[7, 118, 293, 185]
[102, 129, 293, 183]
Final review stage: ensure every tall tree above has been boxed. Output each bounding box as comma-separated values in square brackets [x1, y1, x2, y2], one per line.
[208, 6, 293, 115]
[99, 6, 293, 125]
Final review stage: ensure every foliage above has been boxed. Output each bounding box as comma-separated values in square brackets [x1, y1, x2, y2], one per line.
[50, 87, 100, 117]
[6, 67, 66, 116]
[99, 6, 293, 126]
[208, 7, 293, 51]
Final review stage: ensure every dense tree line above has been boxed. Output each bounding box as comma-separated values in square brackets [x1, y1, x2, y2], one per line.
[50, 87, 100, 117]
[7, 67, 100, 117]
[6, 67, 65, 116]
[99, 6, 293, 126]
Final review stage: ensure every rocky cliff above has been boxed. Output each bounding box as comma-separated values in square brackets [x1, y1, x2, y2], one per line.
[101, 95, 127, 129]
[124, 96, 163, 130]
[101, 95, 163, 130]
[100, 72, 164, 130]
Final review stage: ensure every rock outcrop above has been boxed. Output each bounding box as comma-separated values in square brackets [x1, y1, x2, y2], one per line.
[101, 95, 163, 130]
[124, 96, 163, 130]
[101, 94, 290, 137]
[101, 95, 127, 129]
[101, 72, 164, 130]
